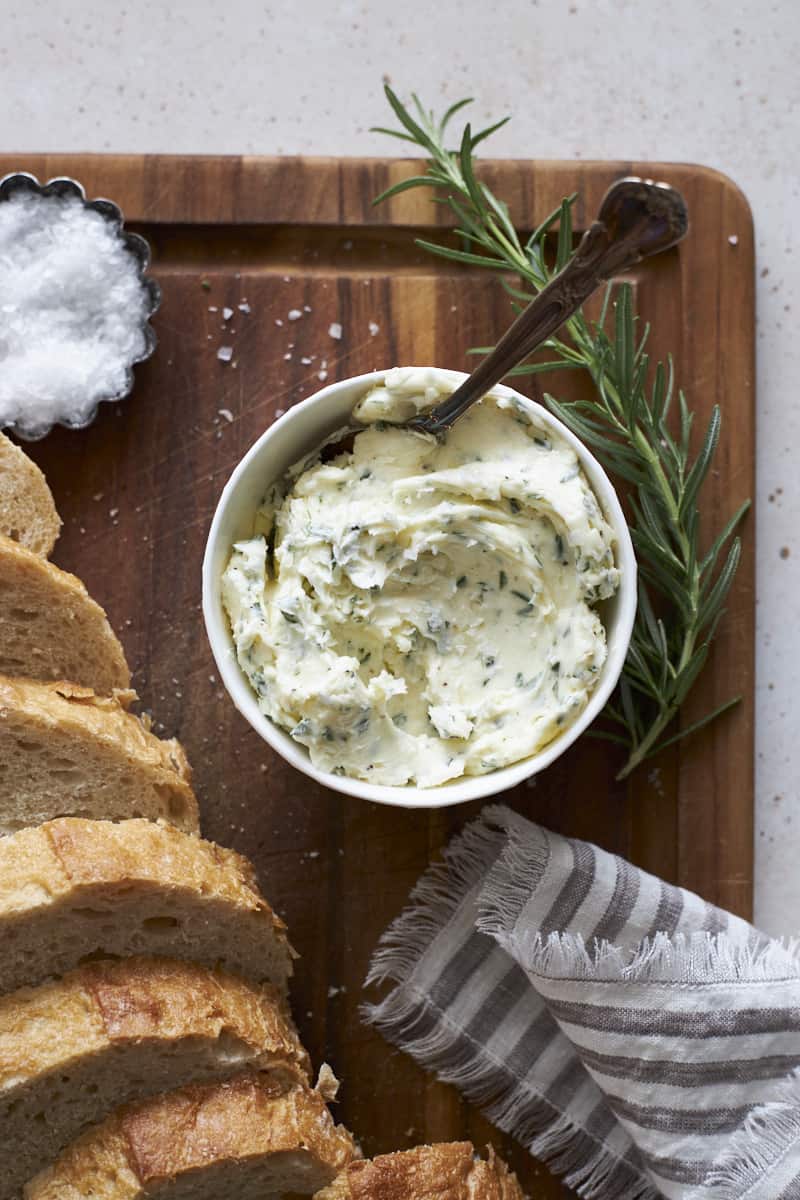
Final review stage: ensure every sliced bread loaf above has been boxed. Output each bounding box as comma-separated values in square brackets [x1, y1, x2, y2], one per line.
[0, 956, 310, 1200]
[0, 676, 199, 835]
[0, 535, 130, 694]
[0, 817, 296, 995]
[0, 433, 60, 557]
[315, 1143, 526, 1200]
[26, 1074, 358, 1200]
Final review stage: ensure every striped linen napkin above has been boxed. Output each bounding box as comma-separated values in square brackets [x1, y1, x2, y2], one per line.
[365, 805, 800, 1199]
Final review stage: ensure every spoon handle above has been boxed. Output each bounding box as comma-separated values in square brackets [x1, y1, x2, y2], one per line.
[410, 177, 688, 437]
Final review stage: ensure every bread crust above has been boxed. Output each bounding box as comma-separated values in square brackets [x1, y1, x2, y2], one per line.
[0, 433, 61, 557]
[316, 1143, 526, 1200]
[0, 817, 295, 994]
[0, 534, 131, 694]
[25, 1076, 358, 1199]
[44, 816, 282, 922]
[0, 956, 310, 1090]
[0, 676, 199, 834]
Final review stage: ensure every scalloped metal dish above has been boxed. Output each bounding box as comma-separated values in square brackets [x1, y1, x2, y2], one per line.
[0, 172, 161, 440]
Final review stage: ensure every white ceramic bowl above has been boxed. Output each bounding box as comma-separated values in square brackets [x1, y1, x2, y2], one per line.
[202, 368, 637, 809]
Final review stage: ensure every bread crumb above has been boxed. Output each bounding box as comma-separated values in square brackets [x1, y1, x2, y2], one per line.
[316, 1063, 340, 1102]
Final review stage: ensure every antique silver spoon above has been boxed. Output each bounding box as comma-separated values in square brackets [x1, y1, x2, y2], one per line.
[318, 175, 688, 458]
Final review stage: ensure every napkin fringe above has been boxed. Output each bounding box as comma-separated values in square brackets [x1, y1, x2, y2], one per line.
[365, 815, 505, 987]
[476, 803, 552, 936]
[513, 929, 800, 984]
[703, 1068, 800, 1198]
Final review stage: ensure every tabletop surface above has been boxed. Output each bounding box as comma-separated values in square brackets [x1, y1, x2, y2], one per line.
[0, 0, 796, 933]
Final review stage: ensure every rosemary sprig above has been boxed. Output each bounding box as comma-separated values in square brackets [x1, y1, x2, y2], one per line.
[372, 86, 751, 780]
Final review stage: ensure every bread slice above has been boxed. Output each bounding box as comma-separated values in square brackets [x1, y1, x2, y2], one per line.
[0, 535, 131, 694]
[0, 956, 310, 1200]
[0, 676, 199, 835]
[315, 1143, 526, 1200]
[26, 1075, 358, 1200]
[0, 432, 60, 557]
[0, 817, 296, 995]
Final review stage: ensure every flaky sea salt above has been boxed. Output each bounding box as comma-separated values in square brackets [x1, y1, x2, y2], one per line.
[222, 306, 234, 320]
[0, 190, 151, 437]
[217, 346, 234, 363]
[328, 322, 343, 340]
[368, 321, 380, 336]
[287, 308, 302, 321]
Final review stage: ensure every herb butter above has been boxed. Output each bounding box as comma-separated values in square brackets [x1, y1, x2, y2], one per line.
[222, 367, 620, 787]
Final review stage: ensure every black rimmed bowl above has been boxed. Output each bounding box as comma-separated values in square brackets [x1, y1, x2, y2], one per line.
[0, 172, 160, 440]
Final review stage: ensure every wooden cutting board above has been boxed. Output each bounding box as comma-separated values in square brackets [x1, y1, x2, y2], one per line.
[2, 154, 755, 1197]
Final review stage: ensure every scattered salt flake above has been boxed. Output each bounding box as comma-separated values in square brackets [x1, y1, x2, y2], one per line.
[217, 346, 234, 363]
[287, 308, 302, 321]
[92, 492, 104, 502]
[274, 318, 284, 327]
[283, 352, 292, 360]
[327, 985, 346, 998]
[274, 407, 286, 418]
[222, 306, 234, 320]
[303, 304, 312, 312]
[317, 369, 328, 382]
[109, 507, 119, 519]
[647, 766, 665, 796]
[368, 321, 380, 336]
[282, 275, 291, 283]
[208, 305, 218, 313]
[328, 322, 343, 340]
[300, 356, 313, 365]
[307, 850, 320, 859]
[218, 408, 234, 423]
[238, 302, 251, 313]
[728, 234, 739, 246]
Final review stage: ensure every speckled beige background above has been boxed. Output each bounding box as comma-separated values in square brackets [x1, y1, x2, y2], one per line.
[1, 0, 797, 933]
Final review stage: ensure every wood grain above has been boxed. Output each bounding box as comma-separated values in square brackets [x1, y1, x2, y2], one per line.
[0, 153, 755, 1196]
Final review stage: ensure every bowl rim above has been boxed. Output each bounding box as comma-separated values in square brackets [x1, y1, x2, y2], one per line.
[202, 367, 637, 809]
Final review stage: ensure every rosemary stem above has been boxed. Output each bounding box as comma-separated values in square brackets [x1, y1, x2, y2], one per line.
[373, 86, 749, 780]
[615, 705, 677, 780]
